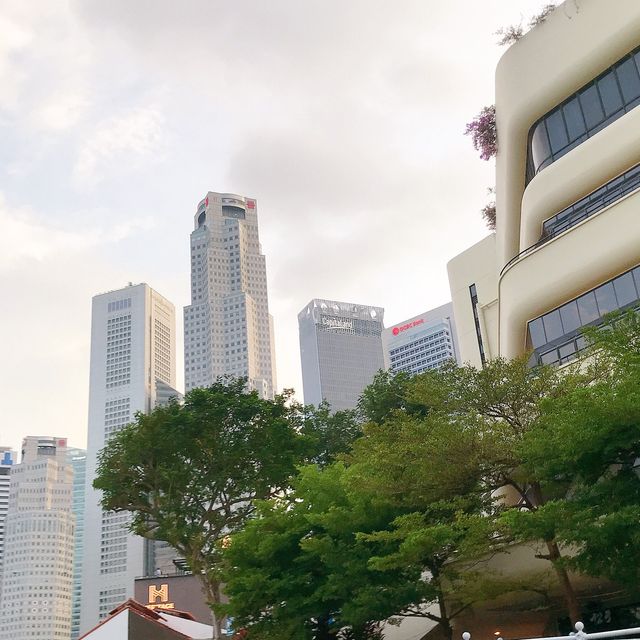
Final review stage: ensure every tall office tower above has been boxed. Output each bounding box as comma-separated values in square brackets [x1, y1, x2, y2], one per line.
[67, 448, 86, 640]
[81, 283, 178, 633]
[298, 299, 385, 411]
[0, 447, 16, 573]
[383, 302, 460, 375]
[0, 436, 74, 640]
[448, 0, 640, 370]
[184, 192, 277, 398]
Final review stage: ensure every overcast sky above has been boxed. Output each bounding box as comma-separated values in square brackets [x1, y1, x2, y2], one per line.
[0, 0, 552, 452]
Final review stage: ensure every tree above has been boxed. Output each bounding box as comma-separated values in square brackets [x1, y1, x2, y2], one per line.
[94, 378, 305, 639]
[352, 358, 596, 626]
[298, 402, 362, 468]
[510, 312, 640, 588]
[357, 369, 428, 425]
[347, 390, 504, 640]
[221, 463, 423, 640]
[414, 357, 591, 625]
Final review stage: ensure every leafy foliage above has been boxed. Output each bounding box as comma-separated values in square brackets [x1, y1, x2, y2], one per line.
[495, 4, 556, 46]
[221, 464, 421, 639]
[94, 379, 306, 635]
[511, 312, 640, 587]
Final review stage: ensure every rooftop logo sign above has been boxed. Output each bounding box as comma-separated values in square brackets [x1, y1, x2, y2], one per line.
[392, 318, 425, 336]
[321, 316, 353, 331]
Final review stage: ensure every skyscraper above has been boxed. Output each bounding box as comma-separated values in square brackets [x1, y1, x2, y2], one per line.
[383, 302, 460, 375]
[184, 192, 277, 398]
[298, 299, 385, 411]
[67, 447, 86, 640]
[81, 283, 179, 632]
[0, 447, 16, 573]
[0, 436, 74, 640]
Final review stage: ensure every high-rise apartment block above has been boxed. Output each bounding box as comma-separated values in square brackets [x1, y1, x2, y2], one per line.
[383, 302, 460, 375]
[0, 437, 74, 640]
[68, 448, 86, 640]
[184, 192, 277, 398]
[81, 283, 178, 632]
[298, 299, 385, 411]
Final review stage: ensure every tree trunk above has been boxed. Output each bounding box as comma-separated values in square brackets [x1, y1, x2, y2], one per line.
[545, 539, 581, 625]
[530, 482, 581, 625]
[431, 564, 453, 640]
[205, 580, 223, 640]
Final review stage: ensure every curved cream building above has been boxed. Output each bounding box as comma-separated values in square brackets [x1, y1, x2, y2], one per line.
[450, 0, 640, 367]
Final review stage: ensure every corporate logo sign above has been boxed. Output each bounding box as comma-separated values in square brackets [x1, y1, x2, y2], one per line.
[392, 318, 424, 336]
[321, 316, 353, 331]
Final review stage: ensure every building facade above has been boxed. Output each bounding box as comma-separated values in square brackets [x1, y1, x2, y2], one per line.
[68, 448, 87, 640]
[184, 192, 277, 398]
[0, 447, 16, 578]
[298, 299, 385, 411]
[449, 0, 640, 369]
[81, 284, 179, 633]
[0, 437, 74, 640]
[446, 1, 640, 635]
[383, 302, 460, 374]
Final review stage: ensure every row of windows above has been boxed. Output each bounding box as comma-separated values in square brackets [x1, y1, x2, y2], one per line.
[107, 298, 131, 313]
[527, 265, 640, 366]
[527, 45, 640, 181]
[540, 161, 640, 242]
[389, 331, 449, 357]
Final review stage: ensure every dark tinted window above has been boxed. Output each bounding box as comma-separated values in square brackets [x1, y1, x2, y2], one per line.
[577, 293, 599, 324]
[598, 73, 623, 116]
[541, 350, 558, 365]
[616, 57, 640, 102]
[580, 85, 604, 128]
[560, 301, 581, 334]
[558, 342, 577, 360]
[528, 318, 546, 348]
[563, 99, 586, 141]
[546, 110, 568, 151]
[543, 309, 563, 341]
[530, 122, 551, 168]
[594, 282, 618, 315]
[613, 271, 638, 307]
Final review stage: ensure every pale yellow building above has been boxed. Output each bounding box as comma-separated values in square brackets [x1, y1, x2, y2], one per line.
[446, 0, 640, 635]
[449, 0, 640, 367]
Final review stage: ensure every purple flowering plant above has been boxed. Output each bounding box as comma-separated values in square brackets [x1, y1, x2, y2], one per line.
[464, 105, 497, 161]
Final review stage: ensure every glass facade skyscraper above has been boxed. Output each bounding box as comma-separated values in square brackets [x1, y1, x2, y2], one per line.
[298, 299, 385, 411]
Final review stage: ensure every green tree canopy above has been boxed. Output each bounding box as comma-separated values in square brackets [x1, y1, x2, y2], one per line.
[94, 378, 307, 637]
[221, 463, 424, 640]
[510, 312, 640, 588]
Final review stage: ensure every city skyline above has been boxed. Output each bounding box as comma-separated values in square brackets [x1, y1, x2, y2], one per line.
[0, 0, 553, 452]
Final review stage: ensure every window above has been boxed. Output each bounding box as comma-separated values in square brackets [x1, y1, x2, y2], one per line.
[526, 265, 640, 367]
[527, 45, 640, 181]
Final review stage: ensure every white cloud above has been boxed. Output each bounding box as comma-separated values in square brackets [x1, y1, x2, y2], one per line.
[0, 193, 155, 270]
[72, 106, 166, 187]
[32, 90, 91, 131]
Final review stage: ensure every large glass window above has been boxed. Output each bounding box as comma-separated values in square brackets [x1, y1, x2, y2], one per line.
[527, 45, 640, 182]
[526, 265, 640, 367]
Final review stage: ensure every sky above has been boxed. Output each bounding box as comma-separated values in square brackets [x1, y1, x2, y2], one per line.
[0, 0, 552, 452]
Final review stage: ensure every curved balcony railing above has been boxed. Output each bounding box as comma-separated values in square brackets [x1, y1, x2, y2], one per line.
[500, 162, 640, 278]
